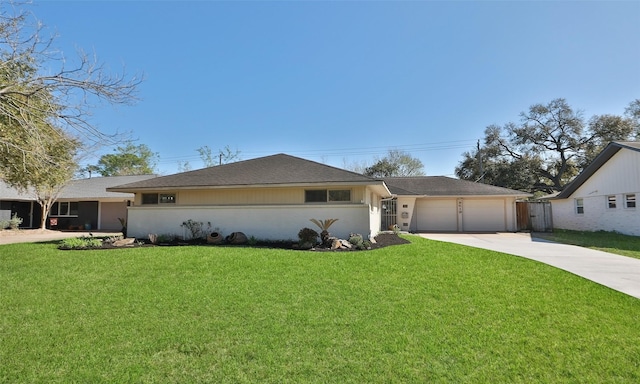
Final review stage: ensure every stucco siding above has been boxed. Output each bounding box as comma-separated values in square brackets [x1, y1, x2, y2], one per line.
[127, 204, 373, 241]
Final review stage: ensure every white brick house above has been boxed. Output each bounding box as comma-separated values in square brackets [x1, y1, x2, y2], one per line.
[551, 142, 640, 236]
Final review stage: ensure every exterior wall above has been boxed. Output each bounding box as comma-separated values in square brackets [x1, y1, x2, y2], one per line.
[134, 186, 367, 206]
[365, 186, 384, 238]
[552, 194, 640, 236]
[552, 149, 640, 236]
[396, 197, 417, 232]
[100, 201, 127, 231]
[127, 204, 373, 241]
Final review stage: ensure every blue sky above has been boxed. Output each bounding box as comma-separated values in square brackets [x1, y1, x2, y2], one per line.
[31, 1, 640, 176]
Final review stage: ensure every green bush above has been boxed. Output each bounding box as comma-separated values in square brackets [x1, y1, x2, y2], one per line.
[298, 227, 319, 248]
[58, 237, 103, 250]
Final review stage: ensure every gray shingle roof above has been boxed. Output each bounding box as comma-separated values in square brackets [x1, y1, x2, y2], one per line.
[108, 154, 381, 191]
[1, 175, 157, 201]
[556, 141, 640, 199]
[58, 175, 158, 199]
[384, 176, 531, 197]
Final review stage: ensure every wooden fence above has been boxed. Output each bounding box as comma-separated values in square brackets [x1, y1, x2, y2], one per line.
[516, 201, 553, 232]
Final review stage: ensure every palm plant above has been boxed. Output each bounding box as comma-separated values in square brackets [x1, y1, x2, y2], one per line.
[309, 218, 339, 245]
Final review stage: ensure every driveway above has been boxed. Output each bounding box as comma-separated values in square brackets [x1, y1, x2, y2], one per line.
[0, 229, 123, 245]
[420, 232, 640, 300]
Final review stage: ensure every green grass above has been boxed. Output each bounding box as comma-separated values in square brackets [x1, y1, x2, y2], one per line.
[535, 229, 640, 259]
[1, 236, 639, 383]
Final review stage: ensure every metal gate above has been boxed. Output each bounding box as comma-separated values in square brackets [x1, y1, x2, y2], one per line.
[516, 202, 553, 232]
[381, 198, 397, 231]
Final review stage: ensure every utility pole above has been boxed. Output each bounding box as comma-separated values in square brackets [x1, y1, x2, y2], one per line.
[477, 140, 484, 183]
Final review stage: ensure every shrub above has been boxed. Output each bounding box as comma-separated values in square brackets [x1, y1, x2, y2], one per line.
[58, 237, 103, 250]
[298, 227, 319, 249]
[180, 219, 211, 240]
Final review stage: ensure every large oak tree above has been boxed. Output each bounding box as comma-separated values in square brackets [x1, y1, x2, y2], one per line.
[456, 98, 639, 194]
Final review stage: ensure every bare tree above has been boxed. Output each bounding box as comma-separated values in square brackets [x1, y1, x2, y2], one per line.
[0, 1, 141, 173]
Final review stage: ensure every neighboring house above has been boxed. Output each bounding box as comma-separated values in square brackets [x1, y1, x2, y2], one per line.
[551, 141, 640, 236]
[0, 175, 156, 230]
[384, 177, 531, 232]
[107, 154, 532, 240]
[0, 182, 42, 228]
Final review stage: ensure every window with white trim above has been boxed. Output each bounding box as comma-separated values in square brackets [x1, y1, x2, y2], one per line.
[305, 189, 351, 203]
[575, 198, 584, 214]
[51, 202, 79, 216]
[625, 194, 636, 208]
[607, 195, 617, 209]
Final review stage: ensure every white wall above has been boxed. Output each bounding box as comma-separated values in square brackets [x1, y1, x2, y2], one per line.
[127, 204, 373, 241]
[552, 195, 640, 236]
[552, 149, 640, 236]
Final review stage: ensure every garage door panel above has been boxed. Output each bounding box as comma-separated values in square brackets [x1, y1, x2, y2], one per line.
[462, 199, 505, 232]
[416, 199, 457, 231]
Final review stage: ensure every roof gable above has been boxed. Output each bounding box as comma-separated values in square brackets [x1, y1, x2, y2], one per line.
[108, 154, 382, 191]
[384, 176, 531, 197]
[556, 141, 640, 199]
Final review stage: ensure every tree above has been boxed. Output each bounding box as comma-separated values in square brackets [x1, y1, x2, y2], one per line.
[363, 149, 425, 178]
[198, 145, 241, 167]
[0, 2, 140, 176]
[93, 142, 158, 176]
[455, 98, 637, 193]
[0, 121, 79, 229]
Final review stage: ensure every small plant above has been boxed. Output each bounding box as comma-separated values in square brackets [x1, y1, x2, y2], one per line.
[310, 218, 339, 245]
[298, 227, 319, 249]
[348, 233, 372, 250]
[58, 237, 103, 250]
[181, 219, 211, 240]
[4, 213, 23, 230]
[118, 217, 127, 236]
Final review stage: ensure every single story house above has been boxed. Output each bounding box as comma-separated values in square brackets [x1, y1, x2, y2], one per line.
[108, 154, 391, 241]
[1, 175, 156, 230]
[108, 154, 531, 240]
[551, 141, 640, 236]
[384, 177, 531, 232]
[0, 182, 42, 228]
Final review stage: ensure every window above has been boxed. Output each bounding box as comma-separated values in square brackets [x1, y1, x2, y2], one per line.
[575, 198, 584, 214]
[607, 195, 617, 209]
[305, 189, 351, 203]
[142, 193, 176, 205]
[142, 193, 158, 205]
[328, 190, 351, 202]
[51, 202, 79, 216]
[625, 194, 636, 208]
[160, 194, 176, 204]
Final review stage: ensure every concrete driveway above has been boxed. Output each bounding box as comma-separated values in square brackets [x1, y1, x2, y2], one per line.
[0, 229, 122, 245]
[420, 232, 640, 300]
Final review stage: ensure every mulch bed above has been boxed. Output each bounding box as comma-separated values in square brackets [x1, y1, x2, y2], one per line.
[61, 232, 411, 251]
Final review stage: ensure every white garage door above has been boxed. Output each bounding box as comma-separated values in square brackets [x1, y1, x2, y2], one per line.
[416, 199, 458, 232]
[462, 199, 506, 232]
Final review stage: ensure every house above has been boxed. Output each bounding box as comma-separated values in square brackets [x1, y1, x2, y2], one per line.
[108, 154, 531, 240]
[551, 141, 640, 236]
[108, 154, 391, 240]
[0, 182, 41, 228]
[384, 177, 531, 232]
[1, 175, 156, 230]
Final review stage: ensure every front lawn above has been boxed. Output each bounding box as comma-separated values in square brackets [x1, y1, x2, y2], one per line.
[1, 236, 639, 383]
[535, 229, 640, 259]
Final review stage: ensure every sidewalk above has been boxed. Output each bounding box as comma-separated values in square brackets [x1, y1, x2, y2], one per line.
[0, 229, 123, 245]
[420, 232, 640, 299]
